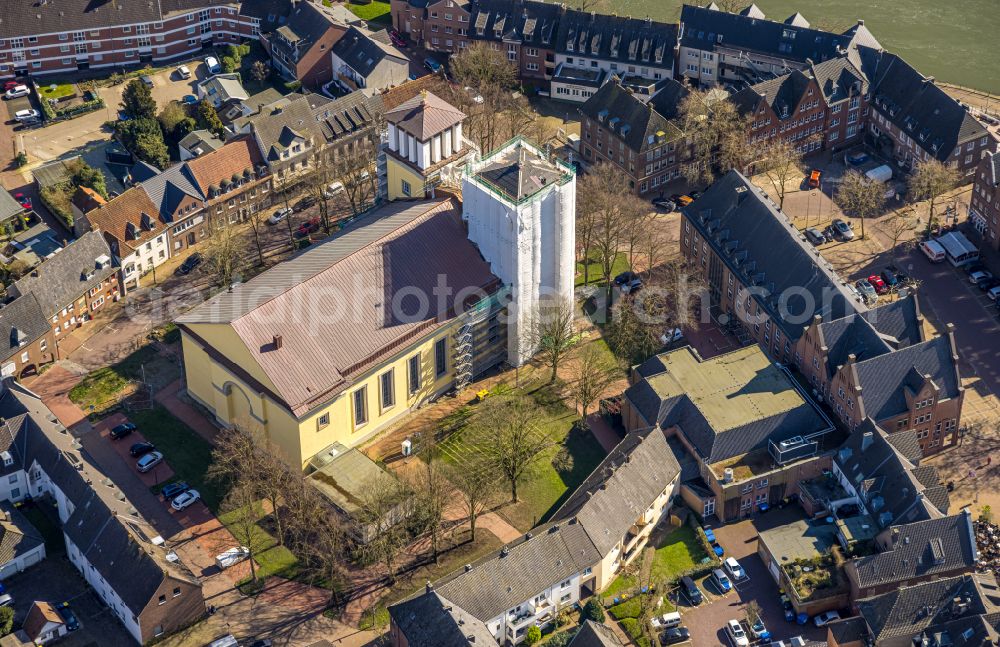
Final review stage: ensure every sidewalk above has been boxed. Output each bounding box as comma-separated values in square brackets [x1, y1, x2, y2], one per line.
[155, 378, 220, 444]
[23, 364, 89, 430]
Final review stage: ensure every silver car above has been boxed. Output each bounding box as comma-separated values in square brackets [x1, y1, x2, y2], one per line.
[136, 450, 164, 473]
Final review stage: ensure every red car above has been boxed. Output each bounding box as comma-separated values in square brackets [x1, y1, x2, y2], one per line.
[868, 274, 888, 294]
[294, 217, 321, 238]
[13, 193, 31, 210]
[2, 81, 20, 92]
[389, 29, 406, 47]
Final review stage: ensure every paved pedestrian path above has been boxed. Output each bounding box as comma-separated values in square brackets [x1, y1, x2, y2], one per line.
[155, 378, 220, 443]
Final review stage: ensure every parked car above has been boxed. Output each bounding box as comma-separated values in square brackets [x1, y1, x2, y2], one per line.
[808, 169, 822, 188]
[724, 556, 746, 581]
[680, 575, 702, 605]
[129, 441, 156, 457]
[652, 197, 676, 212]
[726, 619, 749, 647]
[161, 481, 191, 500]
[661, 327, 684, 346]
[424, 57, 442, 73]
[880, 268, 899, 288]
[2, 81, 20, 92]
[293, 196, 316, 212]
[919, 239, 947, 262]
[177, 65, 192, 79]
[832, 218, 855, 240]
[171, 489, 201, 511]
[56, 605, 81, 631]
[13, 193, 31, 209]
[4, 85, 29, 99]
[136, 451, 164, 473]
[323, 181, 345, 198]
[178, 252, 203, 275]
[750, 618, 771, 641]
[976, 276, 999, 291]
[140, 75, 154, 88]
[614, 270, 639, 286]
[388, 29, 406, 47]
[14, 108, 40, 123]
[677, 194, 695, 206]
[249, 641, 274, 647]
[988, 285, 1000, 301]
[110, 422, 137, 439]
[804, 227, 826, 246]
[855, 278, 877, 303]
[181, 94, 199, 106]
[969, 269, 993, 285]
[0, 594, 13, 607]
[295, 217, 321, 238]
[205, 56, 221, 74]
[868, 274, 888, 294]
[845, 282, 862, 302]
[661, 627, 690, 644]
[215, 546, 251, 570]
[844, 152, 869, 166]
[713, 568, 732, 593]
[621, 277, 643, 294]
[267, 206, 293, 225]
[650, 612, 682, 630]
[814, 610, 841, 627]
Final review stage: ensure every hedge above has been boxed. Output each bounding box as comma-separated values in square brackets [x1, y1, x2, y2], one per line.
[619, 618, 650, 647]
[54, 98, 104, 119]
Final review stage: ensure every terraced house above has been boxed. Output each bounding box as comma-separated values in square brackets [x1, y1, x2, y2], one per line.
[0, 0, 262, 79]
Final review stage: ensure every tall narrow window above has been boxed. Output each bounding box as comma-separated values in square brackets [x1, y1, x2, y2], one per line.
[408, 354, 421, 394]
[353, 387, 368, 427]
[435, 338, 447, 377]
[380, 369, 395, 410]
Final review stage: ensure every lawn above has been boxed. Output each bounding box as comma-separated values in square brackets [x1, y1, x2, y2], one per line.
[217, 503, 300, 588]
[346, 0, 392, 26]
[69, 345, 181, 414]
[36, 81, 76, 101]
[604, 525, 708, 597]
[575, 252, 629, 287]
[437, 381, 607, 532]
[133, 405, 226, 510]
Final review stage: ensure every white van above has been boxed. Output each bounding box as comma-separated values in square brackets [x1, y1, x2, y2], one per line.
[919, 239, 946, 263]
[207, 635, 239, 647]
[651, 611, 683, 629]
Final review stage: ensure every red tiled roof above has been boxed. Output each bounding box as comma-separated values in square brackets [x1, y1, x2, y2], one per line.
[71, 186, 107, 214]
[23, 602, 63, 641]
[84, 186, 162, 254]
[184, 137, 264, 196]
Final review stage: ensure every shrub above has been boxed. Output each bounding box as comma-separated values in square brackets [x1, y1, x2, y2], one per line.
[608, 596, 642, 620]
[546, 631, 577, 647]
[620, 617, 641, 639]
[583, 598, 605, 623]
[284, 79, 302, 92]
[0, 606, 12, 636]
[525, 625, 542, 646]
[14, 152, 28, 168]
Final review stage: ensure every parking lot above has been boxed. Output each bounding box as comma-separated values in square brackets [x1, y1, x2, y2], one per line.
[5, 553, 136, 647]
[675, 509, 829, 647]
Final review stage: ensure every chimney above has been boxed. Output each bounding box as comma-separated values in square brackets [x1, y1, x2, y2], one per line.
[857, 19, 864, 26]
[425, 580, 433, 593]
[273, 334, 283, 349]
[861, 431, 874, 452]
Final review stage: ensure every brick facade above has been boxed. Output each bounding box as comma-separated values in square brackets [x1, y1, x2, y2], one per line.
[970, 152, 1000, 250]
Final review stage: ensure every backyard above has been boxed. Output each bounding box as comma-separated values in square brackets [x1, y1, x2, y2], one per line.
[575, 252, 629, 287]
[69, 345, 182, 415]
[36, 81, 76, 102]
[345, 1, 392, 26]
[604, 525, 710, 598]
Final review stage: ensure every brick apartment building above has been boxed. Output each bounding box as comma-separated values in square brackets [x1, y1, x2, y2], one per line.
[0, 0, 263, 79]
[578, 76, 691, 195]
[261, 0, 353, 89]
[732, 56, 869, 157]
[970, 151, 1000, 249]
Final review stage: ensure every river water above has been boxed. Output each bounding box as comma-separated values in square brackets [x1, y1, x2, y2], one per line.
[587, 0, 1000, 95]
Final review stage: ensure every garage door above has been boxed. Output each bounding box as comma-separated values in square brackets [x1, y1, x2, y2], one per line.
[768, 558, 780, 583]
[23, 550, 43, 568]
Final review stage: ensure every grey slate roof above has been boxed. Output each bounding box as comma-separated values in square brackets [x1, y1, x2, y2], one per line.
[0, 503, 44, 566]
[578, 77, 687, 152]
[11, 231, 115, 317]
[551, 427, 680, 556]
[311, 91, 381, 143]
[434, 520, 601, 621]
[272, 0, 345, 62]
[857, 574, 1000, 642]
[817, 314, 891, 376]
[825, 617, 867, 646]
[853, 335, 961, 421]
[0, 295, 50, 362]
[733, 56, 867, 115]
[569, 620, 625, 647]
[861, 294, 923, 348]
[332, 26, 407, 78]
[388, 591, 499, 647]
[0, 191, 23, 224]
[556, 9, 678, 70]
[137, 163, 204, 219]
[858, 47, 990, 161]
[851, 513, 978, 589]
[468, 0, 562, 47]
[247, 95, 323, 162]
[835, 420, 948, 529]
[179, 130, 225, 157]
[683, 170, 863, 342]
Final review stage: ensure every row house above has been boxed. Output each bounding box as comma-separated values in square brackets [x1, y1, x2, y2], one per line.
[389, 428, 680, 646]
[260, 0, 352, 89]
[8, 231, 118, 350]
[968, 151, 1000, 249]
[0, 0, 258, 79]
[330, 26, 409, 93]
[551, 10, 677, 102]
[677, 3, 880, 88]
[860, 49, 995, 176]
[732, 56, 869, 157]
[578, 77, 690, 195]
[624, 344, 835, 522]
[0, 380, 206, 644]
[79, 138, 270, 292]
[795, 302, 964, 456]
[0, 294, 54, 380]
[680, 170, 863, 365]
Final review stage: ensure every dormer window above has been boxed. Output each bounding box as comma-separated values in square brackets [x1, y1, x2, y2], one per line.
[125, 222, 138, 240]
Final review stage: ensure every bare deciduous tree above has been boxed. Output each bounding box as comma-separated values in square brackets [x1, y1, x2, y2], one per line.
[352, 475, 410, 584]
[908, 159, 961, 236]
[445, 457, 498, 543]
[837, 169, 887, 239]
[716, 0, 743, 12]
[877, 208, 920, 264]
[577, 163, 632, 315]
[572, 343, 620, 420]
[759, 138, 805, 210]
[473, 395, 555, 503]
[408, 443, 450, 564]
[679, 92, 753, 185]
[528, 298, 576, 382]
[219, 480, 269, 585]
[204, 224, 244, 287]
